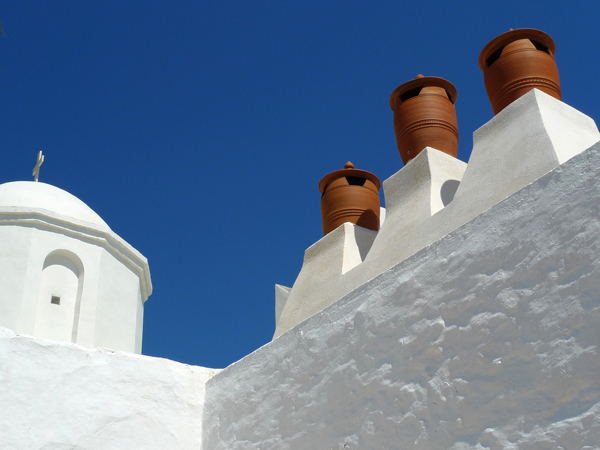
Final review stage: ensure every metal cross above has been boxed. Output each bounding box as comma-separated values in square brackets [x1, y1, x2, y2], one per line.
[33, 151, 44, 182]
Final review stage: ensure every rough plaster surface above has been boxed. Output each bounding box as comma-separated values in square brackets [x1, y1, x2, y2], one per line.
[0, 327, 217, 449]
[204, 141, 600, 449]
[275, 91, 600, 337]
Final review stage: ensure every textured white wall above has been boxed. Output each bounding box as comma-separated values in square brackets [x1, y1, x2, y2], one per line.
[0, 326, 217, 449]
[204, 141, 600, 449]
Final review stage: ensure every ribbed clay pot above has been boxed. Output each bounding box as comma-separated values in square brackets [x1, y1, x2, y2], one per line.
[390, 75, 459, 165]
[479, 28, 561, 115]
[319, 161, 380, 236]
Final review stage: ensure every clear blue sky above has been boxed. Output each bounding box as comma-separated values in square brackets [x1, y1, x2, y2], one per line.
[1, 2, 599, 369]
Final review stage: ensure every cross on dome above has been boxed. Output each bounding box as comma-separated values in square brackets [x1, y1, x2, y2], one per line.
[32, 151, 44, 182]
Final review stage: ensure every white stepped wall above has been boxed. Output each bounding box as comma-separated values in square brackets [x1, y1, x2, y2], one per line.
[0, 327, 216, 449]
[274, 90, 600, 338]
[204, 141, 600, 449]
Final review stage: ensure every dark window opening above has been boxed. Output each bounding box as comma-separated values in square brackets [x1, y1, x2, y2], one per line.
[346, 176, 366, 186]
[399, 86, 423, 103]
[487, 39, 551, 68]
[486, 46, 504, 68]
[51, 296, 61, 305]
[531, 40, 550, 54]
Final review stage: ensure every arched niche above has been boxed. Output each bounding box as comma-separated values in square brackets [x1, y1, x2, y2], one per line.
[33, 250, 84, 343]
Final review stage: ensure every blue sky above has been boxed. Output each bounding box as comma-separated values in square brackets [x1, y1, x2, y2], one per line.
[1, 2, 599, 369]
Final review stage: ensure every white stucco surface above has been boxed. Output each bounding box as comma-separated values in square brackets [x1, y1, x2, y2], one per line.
[274, 223, 378, 338]
[453, 89, 600, 221]
[0, 326, 217, 449]
[204, 140, 600, 449]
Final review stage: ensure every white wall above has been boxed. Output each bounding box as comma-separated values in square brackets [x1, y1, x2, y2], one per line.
[94, 249, 144, 352]
[3, 94, 600, 449]
[275, 91, 600, 338]
[203, 141, 600, 449]
[0, 208, 151, 353]
[0, 225, 33, 327]
[0, 326, 217, 450]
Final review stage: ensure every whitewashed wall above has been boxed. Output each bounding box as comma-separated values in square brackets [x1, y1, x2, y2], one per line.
[0, 327, 216, 449]
[275, 91, 600, 338]
[203, 141, 600, 449]
[0, 182, 152, 354]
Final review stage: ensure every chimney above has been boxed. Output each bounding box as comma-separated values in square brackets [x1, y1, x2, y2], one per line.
[319, 162, 381, 235]
[479, 28, 561, 114]
[389, 75, 459, 165]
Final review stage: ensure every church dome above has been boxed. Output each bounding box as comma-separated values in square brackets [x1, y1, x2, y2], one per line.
[0, 181, 109, 229]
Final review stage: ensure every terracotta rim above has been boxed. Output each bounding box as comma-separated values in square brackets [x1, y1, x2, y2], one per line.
[319, 168, 380, 193]
[389, 76, 457, 111]
[479, 28, 556, 71]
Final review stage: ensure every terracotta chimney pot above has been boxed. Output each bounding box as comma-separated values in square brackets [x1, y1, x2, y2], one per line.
[319, 162, 381, 235]
[479, 28, 561, 114]
[389, 76, 459, 165]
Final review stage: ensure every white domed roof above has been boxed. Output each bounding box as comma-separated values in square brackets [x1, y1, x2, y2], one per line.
[0, 181, 108, 228]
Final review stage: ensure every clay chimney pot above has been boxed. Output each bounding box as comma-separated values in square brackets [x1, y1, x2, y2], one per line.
[319, 162, 380, 235]
[389, 76, 459, 165]
[479, 28, 560, 114]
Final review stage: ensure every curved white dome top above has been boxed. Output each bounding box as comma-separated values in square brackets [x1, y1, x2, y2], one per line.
[0, 181, 108, 228]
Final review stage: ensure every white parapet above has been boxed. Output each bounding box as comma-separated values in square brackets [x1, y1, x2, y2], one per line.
[273, 223, 378, 338]
[274, 148, 467, 337]
[274, 89, 600, 338]
[453, 88, 600, 220]
[383, 147, 467, 217]
[364, 147, 467, 269]
[0, 326, 218, 449]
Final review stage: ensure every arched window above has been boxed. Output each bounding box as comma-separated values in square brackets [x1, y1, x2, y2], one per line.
[33, 250, 84, 343]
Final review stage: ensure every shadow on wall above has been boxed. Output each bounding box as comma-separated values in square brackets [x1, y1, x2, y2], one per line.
[353, 218, 376, 262]
[441, 179, 460, 207]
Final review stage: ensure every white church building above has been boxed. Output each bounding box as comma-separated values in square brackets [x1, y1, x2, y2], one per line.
[1, 30, 600, 449]
[0, 180, 151, 354]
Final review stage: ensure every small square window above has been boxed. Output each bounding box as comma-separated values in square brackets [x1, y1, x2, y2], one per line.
[51, 296, 61, 305]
